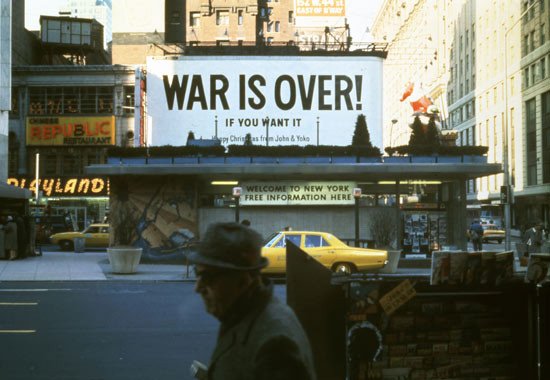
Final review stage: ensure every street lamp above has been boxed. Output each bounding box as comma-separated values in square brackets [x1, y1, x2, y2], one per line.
[353, 188, 362, 247]
[503, 0, 539, 250]
[389, 119, 398, 147]
[232, 186, 242, 223]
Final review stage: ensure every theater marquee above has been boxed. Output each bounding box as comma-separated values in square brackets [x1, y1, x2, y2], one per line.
[26, 116, 115, 146]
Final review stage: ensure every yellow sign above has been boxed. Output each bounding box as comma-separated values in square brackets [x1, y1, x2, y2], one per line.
[296, 0, 345, 17]
[378, 279, 416, 316]
[26, 116, 115, 146]
[7, 177, 109, 196]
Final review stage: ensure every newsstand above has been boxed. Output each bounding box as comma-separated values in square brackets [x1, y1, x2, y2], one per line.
[286, 244, 550, 380]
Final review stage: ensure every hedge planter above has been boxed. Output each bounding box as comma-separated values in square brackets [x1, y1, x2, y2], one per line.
[305, 156, 331, 164]
[147, 157, 172, 164]
[107, 246, 143, 274]
[358, 156, 382, 163]
[410, 155, 436, 163]
[437, 156, 462, 164]
[383, 156, 411, 164]
[225, 156, 252, 164]
[252, 156, 279, 164]
[331, 156, 357, 163]
[198, 156, 225, 164]
[173, 157, 199, 164]
[121, 157, 146, 165]
[462, 155, 487, 163]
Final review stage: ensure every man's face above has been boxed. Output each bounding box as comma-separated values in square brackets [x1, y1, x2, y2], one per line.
[194, 264, 249, 320]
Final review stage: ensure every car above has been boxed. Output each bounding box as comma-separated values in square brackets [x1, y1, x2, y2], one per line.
[261, 231, 388, 275]
[481, 224, 505, 244]
[49, 223, 110, 251]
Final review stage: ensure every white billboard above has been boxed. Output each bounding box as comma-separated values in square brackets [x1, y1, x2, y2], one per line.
[146, 56, 383, 147]
[240, 181, 357, 205]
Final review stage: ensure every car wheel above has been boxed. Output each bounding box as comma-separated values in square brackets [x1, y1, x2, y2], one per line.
[333, 263, 354, 274]
[60, 240, 74, 251]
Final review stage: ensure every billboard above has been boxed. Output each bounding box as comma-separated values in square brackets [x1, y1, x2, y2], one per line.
[26, 116, 115, 146]
[146, 56, 383, 148]
[240, 181, 357, 206]
[295, 0, 345, 17]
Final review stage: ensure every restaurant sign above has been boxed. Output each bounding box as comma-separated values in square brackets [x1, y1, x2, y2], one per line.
[26, 116, 115, 146]
[7, 177, 109, 197]
[240, 181, 356, 205]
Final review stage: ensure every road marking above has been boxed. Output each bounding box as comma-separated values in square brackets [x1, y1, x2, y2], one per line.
[0, 330, 36, 334]
[0, 302, 38, 306]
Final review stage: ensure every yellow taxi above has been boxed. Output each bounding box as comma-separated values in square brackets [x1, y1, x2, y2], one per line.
[261, 231, 388, 275]
[50, 223, 110, 251]
[481, 224, 505, 244]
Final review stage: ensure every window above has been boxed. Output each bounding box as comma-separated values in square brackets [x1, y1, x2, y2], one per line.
[123, 86, 135, 115]
[64, 87, 79, 113]
[170, 11, 181, 25]
[526, 98, 537, 185]
[531, 31, 536, 50]
[267, 22, 272, 32]
[288, 11, 293, 23]
[81, 87, 96, 113]
[531, 63, 536, 84]
[190, 12, 200, 27]
[267, 37, 273, 45]
[524, 34, 529, 55]
[238, 10, 243, 25]
[267, 7, 273, 16]
[62, 154, 81, 175]
[543, 91, 550, 183]
[542, 57, 547, 79]
[275, 21, 280, 32]
[10, 87, 18, 117]
[216, 10, 229, 25]
[541, 24, 546, 45]
[44, 154, 58, 176]
[305, 235, 330, 248]
[29, 87, 46, 115]
[97, 87, 113, 113]
[524, 67, 530, 88]
[260, 7, 266, 18]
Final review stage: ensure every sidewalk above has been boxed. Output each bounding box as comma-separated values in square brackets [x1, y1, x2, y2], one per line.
[0, 249, 195, 282]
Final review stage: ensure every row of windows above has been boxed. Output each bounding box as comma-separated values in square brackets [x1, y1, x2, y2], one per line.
[523, 55, 548, 88]
[9, 86, 134, 117]
[449, 99, 476, 127]
[190, 9, 294, 28]
[523, 23, 546, 56]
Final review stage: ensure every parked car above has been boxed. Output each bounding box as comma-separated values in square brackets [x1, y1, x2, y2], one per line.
[50, 223, 110, 251]
[261, 231, 388, 275]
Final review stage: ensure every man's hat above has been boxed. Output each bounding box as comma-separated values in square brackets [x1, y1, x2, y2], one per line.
[187, 222, 268, 271]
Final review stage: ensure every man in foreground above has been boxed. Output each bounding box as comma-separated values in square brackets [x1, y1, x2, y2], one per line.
[188, 222, 316, 380]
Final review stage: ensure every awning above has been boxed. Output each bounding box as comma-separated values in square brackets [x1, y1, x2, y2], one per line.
[0, 181, 32, 199]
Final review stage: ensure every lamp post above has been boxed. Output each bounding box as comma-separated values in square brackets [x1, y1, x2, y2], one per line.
[353, 188, 362, 247]
[503, 0, 538, 250]
[232, 186, 242, 223]
[389, 119, 398, 147]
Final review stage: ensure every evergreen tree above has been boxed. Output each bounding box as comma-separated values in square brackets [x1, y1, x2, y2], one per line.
[186, 131, 196, 145]
[351, 114, 372, 147]
[425, 116, 440, 149]
[408, 116, 425, 146]
[244, 133, 253, 146]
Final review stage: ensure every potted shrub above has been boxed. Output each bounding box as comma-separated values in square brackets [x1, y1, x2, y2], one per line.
[368, 209, 401, 273]
[107, 199, 142, 274]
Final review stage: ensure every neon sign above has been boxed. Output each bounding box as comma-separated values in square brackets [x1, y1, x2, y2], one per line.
[7, 177, 109, 196]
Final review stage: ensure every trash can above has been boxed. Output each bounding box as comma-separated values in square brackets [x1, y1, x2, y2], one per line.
[73, 237, 85, 253]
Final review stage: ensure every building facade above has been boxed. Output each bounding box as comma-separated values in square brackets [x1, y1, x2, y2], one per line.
[372, 0, 550, 229]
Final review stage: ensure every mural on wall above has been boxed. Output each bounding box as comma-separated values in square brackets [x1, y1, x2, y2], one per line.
[109, 177, 198, 261]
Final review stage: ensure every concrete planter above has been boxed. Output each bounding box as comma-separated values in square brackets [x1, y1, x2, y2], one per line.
[379, 249, 402, 274]
[358, 156, 382, 163]
[107, 246, 143, 274]
[383, 156, 411, 164]
[410, 155, 436, 163]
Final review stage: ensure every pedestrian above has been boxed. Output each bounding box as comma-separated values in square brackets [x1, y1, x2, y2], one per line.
[4, 216, 19, 260]
[469, 220, 484, 251]
[240, 219, 251, 227]
[188, 222, 316, 380]
[524, 221, 543, 254]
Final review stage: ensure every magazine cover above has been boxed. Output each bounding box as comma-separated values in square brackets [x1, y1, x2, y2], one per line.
[524, 253, 550, 284]
[464, 252, 482, 285]
[494, 251, 514, 286]
[430, 251, 450, 285]
[448, 251, 469, 285]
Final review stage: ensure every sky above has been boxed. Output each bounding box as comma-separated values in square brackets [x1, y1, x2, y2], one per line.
[25, 0, 384, 41]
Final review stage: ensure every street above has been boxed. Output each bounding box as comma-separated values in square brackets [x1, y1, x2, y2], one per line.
[0, 282, 286, 380]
